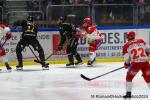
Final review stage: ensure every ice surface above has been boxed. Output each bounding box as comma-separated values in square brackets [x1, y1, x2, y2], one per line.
[0, 62, 149, 100]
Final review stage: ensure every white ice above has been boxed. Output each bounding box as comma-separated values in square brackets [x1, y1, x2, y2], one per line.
[0, 62, 149, 100]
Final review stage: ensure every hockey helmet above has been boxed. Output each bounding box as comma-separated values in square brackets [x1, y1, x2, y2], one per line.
[59, 16, 66, 23]
[0, 24, 6, 28]
[126, 31, 135, 40]
[27, 15, 33, 22]
[84, 17, 91, 24]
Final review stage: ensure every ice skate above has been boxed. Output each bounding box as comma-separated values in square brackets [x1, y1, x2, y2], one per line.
[6, 67, 12, 72]
[5, 62, 12, 72]
[74, 53, 83, 66]
[66, 62, 74, 68]
[16, 65, 23, 71]
[87, 58, 96, 67]
[42, 62, 49, 70]
[74, 61, 83, 66]
[123, 92, 131, 100]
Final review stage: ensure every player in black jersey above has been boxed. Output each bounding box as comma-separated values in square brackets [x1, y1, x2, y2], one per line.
[13, 15, 49, 70]
[57, 15, 82, 67]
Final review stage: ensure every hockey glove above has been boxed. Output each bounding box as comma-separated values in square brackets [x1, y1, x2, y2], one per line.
[0, 48, 6, 56]
[124, 62, 131, 69]
[76, 32, 84, 39]
[5, 31, 12, 40]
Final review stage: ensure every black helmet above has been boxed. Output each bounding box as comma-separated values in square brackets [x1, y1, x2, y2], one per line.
[27, 15, 33, 22]
[59, 16, 66, 23]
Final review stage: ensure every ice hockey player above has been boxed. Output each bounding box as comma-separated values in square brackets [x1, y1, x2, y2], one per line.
[122, 31, 150, 99]
[57, 15, 83, 67]
[13, 15, 49, 70]
[0, 24, 12, 71]
[76, 17, 103, 67]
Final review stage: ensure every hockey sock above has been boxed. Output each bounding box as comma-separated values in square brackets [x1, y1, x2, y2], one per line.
[2, 56, 11, 70]
[126, 81, 132, 92]
[74, 53, 82, 62]
[17, 61, 23, 67]
[39, 50, 45, 62]
[5, 62, 9, 67]
[2, 55, 8, 63]
[5, 62, 11, 70]
[89, 52, 96, 61]
[68, 54, 74, 63]
[147, 83, 150, 89]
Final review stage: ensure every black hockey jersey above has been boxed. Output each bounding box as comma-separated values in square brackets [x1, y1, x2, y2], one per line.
[58, 22, 77, 47]
[13, 20, 38, 38]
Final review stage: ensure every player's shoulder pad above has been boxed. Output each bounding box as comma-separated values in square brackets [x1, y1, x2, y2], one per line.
[136, 38, 144, 42]
[136, 38, 145, 44]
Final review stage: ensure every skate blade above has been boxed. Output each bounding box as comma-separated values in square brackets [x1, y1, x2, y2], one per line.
[75, 63, 83, 66]
[87, 62, 97, 67]
[16, 68, 23, 71]
[87, 65, 93, 67]
[42, 67, 49, 70]
[87, 64, 97, 67]
[7, 69, 12, 72]
[66, 65, 75, 68]
[123, 98, 131, 100]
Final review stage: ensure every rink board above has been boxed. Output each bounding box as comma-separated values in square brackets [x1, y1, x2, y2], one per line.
[0, 57, 123, 66]
[0, 26, 150, 66]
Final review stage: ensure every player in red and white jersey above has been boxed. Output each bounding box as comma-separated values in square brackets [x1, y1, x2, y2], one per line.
[76, 17, 103, 66]
[0, 24, 12, 71]
[122, 31, 150, 99]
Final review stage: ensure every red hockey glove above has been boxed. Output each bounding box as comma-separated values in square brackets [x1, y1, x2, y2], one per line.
[124, 62, 130, 69]
[5, 31, 12, 40]
[76, 32, 84, 39]
[0, 48, 6, 56]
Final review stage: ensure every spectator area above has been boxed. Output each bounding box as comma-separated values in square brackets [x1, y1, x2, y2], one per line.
[0, 0, 150, 27]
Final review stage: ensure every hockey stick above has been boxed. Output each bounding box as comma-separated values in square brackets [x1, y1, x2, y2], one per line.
[45, 52, 55, 60]
[80, 66, 124, 81]
[28, 45, 43, 65]
[34, 53, 53, 63]
[1, 38, 7, 47]
[34, 49, 58, 63]
[0, 34, 8, 47]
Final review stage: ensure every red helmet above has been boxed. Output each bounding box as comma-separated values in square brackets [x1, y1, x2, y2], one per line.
[0, 24, 6, 28]
[126, 31, 135, 40]
[84, 17, 91, 24]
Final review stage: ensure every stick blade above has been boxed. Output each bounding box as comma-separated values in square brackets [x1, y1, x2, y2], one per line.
[80, 74, 92, 81]
[34, 60, 43, 64]
[34, 60, 39, 63]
